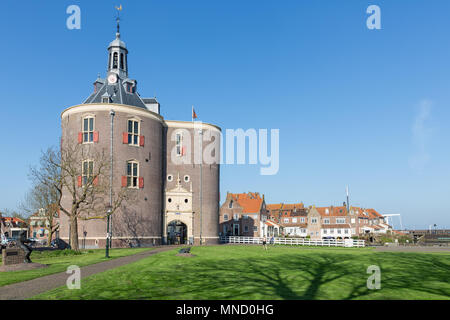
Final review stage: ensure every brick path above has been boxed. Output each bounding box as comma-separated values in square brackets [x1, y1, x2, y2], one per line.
[0, 246, 178, 300]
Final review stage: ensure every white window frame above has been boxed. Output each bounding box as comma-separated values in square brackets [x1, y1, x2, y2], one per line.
[126, 160, 139, 189]
[82, 160, 94, 186]
[223, 214, 228, 221]
[128, 119, 140, 146]
[82, 116, 95, 143]
[323, 218, 330, 224]
[336, 218, 346, 224]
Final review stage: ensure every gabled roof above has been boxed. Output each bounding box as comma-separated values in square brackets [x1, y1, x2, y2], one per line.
[229, 192, 264, 214]
[316, 206, 347, 217]
[365, 208, 383, 219]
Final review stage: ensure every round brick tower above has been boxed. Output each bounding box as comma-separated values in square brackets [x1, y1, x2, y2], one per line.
[59, 20, 221, 248]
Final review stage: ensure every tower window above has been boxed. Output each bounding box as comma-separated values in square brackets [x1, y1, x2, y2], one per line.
[82, 160, 94, 186]
[102, 97, 110, 104]
[82, 117, 94, 143]
[113, 52, 118, 69]
[120, 53, 124, 70]
[126, 160, 139, 188]
[176, 132, 183, 156]
[127, 120, 140, 145]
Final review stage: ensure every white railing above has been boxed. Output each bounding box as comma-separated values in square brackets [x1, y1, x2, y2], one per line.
[220, 236, 365, 248]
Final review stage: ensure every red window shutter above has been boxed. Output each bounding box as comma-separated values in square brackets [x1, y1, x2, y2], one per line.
[93, 176, 98, 186]
[77, 176, 82, 187]
[139, 135, 145, 147]
[123, 132, 128, 144]
[78, 132, 82, 144]
[139, 177, 144, 189]
[121, 176, 127, 187]
[93, 131, 99, 143]
[181, 146, 186, 156]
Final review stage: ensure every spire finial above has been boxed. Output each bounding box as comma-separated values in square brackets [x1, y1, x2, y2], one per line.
[115, 4, 122, 37]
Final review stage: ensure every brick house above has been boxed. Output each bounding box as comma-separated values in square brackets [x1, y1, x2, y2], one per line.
[315, 206, 352, 239]
[0, 214, 28, 239]
[219, 192, 269, 237]
[28, 208, 60, 244]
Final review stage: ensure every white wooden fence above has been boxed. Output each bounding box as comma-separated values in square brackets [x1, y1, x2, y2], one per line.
[220, 236, 365, 248]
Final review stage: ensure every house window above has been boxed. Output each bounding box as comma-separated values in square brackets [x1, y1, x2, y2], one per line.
[337, 229, 342, 234]
[244, 226, 249, 232]
[323, 218, 330, 224]
[82, 117, 94, 143]
[300, 217, 305, 223]
[311, 218, 317, 224]
[229, 200, 233, 209]
[176, 132, 183, 156]
[253, 226, 258, 231]
[126, 161, 139, 188]
[324, 229, 327, 234]
[223, 214, 228, 221]
[284, 218, 289, 223]
[233, 214, 239, 221]
[330, 229, 334, 234]
[344, 229, 349, 234]
[82, 160, 94, 186]
[243, 215, 249, 219]
[336, 218, 346, 224]
[292, 218, 297, 223]
[128, 120, 140, 146]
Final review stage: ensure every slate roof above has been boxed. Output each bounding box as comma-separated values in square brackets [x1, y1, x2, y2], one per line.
[83, 77, 147, 109]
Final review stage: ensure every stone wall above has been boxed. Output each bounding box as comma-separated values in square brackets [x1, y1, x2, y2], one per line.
[1, 248, 25, 265]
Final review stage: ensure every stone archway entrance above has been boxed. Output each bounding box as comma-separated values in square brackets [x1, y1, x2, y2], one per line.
[167, 220, 188, 245]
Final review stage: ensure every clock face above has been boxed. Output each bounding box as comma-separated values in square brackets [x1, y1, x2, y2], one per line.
[108, 74, 117, 84]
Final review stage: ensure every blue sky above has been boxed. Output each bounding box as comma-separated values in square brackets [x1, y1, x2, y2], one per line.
[1, 0, 450, 229]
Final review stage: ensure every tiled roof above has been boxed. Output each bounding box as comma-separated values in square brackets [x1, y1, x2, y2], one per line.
[266, 203, 283, 211]
[230, 192, 264, 214]
[316, 206, 348, 217]
[365, 208, 383, 219]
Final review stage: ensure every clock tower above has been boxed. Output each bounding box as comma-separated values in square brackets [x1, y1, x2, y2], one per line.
[107, 17, 128, 79]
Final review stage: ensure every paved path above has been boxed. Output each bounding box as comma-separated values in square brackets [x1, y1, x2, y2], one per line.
[374, 246, 450, 253]
[0, 246, 178, 300]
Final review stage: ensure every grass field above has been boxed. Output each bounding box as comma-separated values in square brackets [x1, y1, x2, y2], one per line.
[32, 245, 450, 300]
[0, 248, 151, 287]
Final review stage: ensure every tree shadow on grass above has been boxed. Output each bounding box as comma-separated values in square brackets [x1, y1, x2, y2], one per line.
[169, 252, 361, 299]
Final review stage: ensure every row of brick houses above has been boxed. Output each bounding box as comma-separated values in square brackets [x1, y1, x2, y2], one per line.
[219, 192, 391, 240]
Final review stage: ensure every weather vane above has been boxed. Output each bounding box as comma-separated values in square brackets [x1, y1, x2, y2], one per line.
[115, 4, 122, 33]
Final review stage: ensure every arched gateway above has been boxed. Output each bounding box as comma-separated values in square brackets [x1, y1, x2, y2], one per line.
[167, 220, 188, 244]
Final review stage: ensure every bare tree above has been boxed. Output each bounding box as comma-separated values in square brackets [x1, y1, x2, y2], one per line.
[29, 142, 130, 251]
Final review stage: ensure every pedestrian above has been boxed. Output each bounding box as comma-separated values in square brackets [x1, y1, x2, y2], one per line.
[270, 235, 275, 245]
[262, 237, 268, 250]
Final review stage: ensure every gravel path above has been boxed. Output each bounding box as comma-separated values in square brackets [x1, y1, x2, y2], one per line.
[0, 246, 178, 300]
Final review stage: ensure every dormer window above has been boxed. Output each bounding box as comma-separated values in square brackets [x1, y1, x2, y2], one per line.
[126, 83, 135, 93]
[102, 96, 110, 104]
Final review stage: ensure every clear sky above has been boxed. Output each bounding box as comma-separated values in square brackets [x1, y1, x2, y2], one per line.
[1, 0, 449, 229]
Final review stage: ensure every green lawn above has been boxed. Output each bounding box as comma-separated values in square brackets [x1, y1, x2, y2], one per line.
[33, 245, 450, 300]
[0, 248, 151, 287]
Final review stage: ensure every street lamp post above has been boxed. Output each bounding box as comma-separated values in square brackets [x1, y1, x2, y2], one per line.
[106, 109, 115, 258]
[105, 207, 111, 258]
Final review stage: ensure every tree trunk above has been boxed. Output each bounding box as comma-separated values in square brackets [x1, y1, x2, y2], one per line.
[70, 216, 80, 251]
[47, 228, 53, 247]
